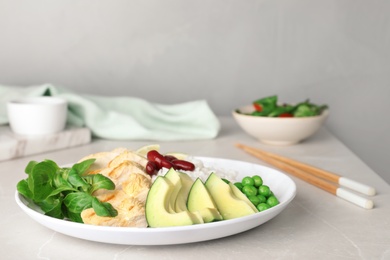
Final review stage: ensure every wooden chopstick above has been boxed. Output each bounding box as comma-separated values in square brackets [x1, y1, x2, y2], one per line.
[236, 143, 375, 209]
[236, 143, 376, 196]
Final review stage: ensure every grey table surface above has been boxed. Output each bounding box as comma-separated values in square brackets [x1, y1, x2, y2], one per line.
[2, 117, 389, 260]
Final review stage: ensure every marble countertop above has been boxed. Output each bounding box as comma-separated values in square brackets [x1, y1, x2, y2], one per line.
[0, 125, 91, 161]
[2, 117, 389, 259]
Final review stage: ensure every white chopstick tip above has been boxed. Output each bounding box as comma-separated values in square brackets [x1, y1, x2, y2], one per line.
[364, 200, 374, 210]
[366, 187, 376, 196]
[336, 188, 374, 210]
[339, 177, 376, 196]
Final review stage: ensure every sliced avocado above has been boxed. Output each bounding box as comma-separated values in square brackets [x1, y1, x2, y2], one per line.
[188, 178, 218, 209]
[205, 173, 256, 220]
[196, 208, 223, 223]
[175, 172, 194, 212]
[164, 168, 182, 213]
[187, 178, 222, 222]
[145, 176, 204, 227]
[229, 183, 259, 212]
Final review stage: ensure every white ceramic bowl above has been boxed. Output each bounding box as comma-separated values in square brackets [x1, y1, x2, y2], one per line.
[7, 97, 68, 135]
[233, 105, 329, 145]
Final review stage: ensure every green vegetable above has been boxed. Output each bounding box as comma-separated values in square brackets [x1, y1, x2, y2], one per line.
[258, 185, 271, 197]
[267, 195, 279, 207]
[239, 95, 328, 117]
[257, 203, 271, 211]
[233, 175, 279, 212]
[247, 195, 261, 206]
[256, 194, 267, 204]
[252, 95, 278, 116]
[252, 175, 263, 187]
[234, 182, 243, 190]
[16, 159, 118, 223]
[241, 176, 255, 186]
[242, 185, 258, 197]
[293, 102, 327, 117]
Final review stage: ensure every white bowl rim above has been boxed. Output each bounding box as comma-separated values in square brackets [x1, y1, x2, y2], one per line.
[7, 96, 67, 106]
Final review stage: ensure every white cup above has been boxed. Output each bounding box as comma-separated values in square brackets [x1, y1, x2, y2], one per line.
[7, 97, 68, 135]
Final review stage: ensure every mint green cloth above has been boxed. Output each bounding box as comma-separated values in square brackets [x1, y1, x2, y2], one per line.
[0, 84, 220, 141]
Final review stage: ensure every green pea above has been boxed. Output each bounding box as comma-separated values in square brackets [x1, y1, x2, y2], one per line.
[242, 176, 255, 186]
[256, 194, 267, 204]
[247, 195, 261, 206]
[267, 195, 279, 207]
[252, 175, 263, 187]
[258, 185, 271, 197]
[242, 185, 258, 197]
[257, 203, 271, 212]
[234, 182, 243, 190]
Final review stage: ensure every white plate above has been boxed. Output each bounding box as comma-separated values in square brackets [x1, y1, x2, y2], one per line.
[15, 157, 296, 245]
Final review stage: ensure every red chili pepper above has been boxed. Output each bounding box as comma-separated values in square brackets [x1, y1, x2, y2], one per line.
[253, 103, 263, 112]
[279, 113, 293, 117]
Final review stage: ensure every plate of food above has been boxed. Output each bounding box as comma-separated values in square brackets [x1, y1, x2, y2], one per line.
[15, 146, 296, 245]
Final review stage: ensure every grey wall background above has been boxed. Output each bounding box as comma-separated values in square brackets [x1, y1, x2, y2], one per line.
[1, 0, 389, 183]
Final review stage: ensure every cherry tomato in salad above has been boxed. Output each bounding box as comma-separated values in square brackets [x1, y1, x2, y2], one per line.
[279, 112, 293, 118]
[253, 103, 263, 112]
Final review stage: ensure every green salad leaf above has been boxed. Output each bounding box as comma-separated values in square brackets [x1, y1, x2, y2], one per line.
[239, 95, 328, 117]
[91, 197, 118, 217]
[89, 174, 116, 194]
[293, 101, 327, 117]
[17, 159, 118, 223]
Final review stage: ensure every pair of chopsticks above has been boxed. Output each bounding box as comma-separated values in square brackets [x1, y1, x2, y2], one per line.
[236, 143, 376, 209]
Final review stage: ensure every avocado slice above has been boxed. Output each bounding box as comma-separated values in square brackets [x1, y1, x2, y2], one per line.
[175, 172, 195, 212]
[164, 168, 182, 213]
[205, 173, 256, 220]
[229, 183, 259, 212]
[187, 178, 223, 223]
[145, 176, 204, 227]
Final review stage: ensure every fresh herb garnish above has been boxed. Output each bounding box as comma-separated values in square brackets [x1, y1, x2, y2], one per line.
[17, 159, 118, 223]
[240, 95, 328, 117]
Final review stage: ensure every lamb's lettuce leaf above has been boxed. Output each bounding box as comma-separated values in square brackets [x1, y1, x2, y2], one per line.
[16, 159, 118, 223]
